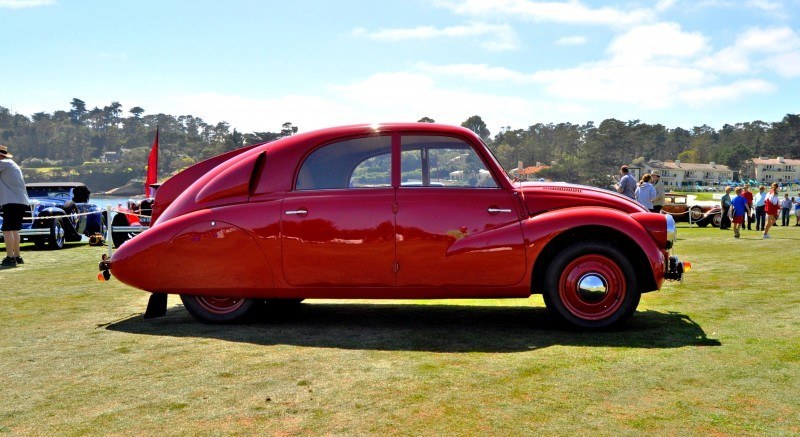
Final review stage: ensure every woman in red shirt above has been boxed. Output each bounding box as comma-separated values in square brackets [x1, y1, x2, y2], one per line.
[763, 182, 780, 239]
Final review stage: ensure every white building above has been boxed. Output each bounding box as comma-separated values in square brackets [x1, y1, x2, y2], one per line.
[743, 157, 800, 185]
[633, 160, 734, 187]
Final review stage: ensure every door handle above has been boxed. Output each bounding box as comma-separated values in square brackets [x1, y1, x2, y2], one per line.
[285, 208, 308, 216]
[488, 207, 512, 214]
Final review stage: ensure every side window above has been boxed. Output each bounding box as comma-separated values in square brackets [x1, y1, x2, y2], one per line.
[400, 135, 497, 188]
[296, 136, 392, 190]
[350, 153, 391, 188]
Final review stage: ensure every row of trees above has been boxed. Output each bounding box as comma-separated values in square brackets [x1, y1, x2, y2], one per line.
[0, 99, 297, 190]
[1, 98, 798, 190]
[433, 114, 799, 186]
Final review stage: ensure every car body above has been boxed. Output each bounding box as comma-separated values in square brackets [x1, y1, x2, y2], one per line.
[661, 193, 722, 227]
[102, 123, 686, 329]
[0, 182, 105, 249]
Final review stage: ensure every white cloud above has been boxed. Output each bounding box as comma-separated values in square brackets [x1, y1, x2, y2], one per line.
[655, 0, 677, 12]
[696, 46, 751, 75]
[0, 0, 54, 8]
[764, 51, 800, 77]
[608, 22, 709, 62]
[745, 0, 783, 12]
[157, 93, 355, 134]
[331, 72, 538, 125]
[555, 36, 587, 46]
[352, 22, 517, 51]
[737, 26, 799, 53]
[437, 0, 655, 27]
[415, 62, 532, 82]
[678, 79, 774, 105]
[146, 74, 543, 135]
[698, 26, 800, 77]
[413, 20, 782, 111]
[528, 63, 713, 108]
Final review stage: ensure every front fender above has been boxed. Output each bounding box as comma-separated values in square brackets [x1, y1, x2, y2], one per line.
[524, 207, 667, 293]
[34, 207, 66, 228]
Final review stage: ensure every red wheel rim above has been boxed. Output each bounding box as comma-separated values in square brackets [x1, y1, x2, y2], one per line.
[558, 254, 626, 321]
[194, 296, 245, 314]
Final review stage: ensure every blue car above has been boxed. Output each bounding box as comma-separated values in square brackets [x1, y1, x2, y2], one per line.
[0, 182, 106, 249]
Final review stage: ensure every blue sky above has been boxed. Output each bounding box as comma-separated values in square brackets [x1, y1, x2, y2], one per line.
[1, 0, 798, 136]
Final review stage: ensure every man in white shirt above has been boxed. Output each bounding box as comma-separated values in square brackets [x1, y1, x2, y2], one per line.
[0, 145, 30, 267]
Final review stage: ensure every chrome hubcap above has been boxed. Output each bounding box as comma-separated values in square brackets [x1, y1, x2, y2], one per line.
[577, 273, 608, 302]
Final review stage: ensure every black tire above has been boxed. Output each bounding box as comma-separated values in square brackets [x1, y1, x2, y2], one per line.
[48, 218, 65, 250]
[62, 201, 77, 214]
[711, 214, 722, 228]
[111, 214, 134, 248]
[180, 294, 257, 323]
[543, 241, 640, 329]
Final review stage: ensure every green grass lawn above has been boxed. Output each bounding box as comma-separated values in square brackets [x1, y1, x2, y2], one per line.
[2, 224, 799, 435]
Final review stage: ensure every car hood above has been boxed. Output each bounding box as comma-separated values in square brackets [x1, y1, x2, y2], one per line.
[517, 182, 646, 215]
[29, 197, 65, 208]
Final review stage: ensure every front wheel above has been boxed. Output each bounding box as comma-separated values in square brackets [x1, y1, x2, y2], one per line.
[180, 295, 256, 323]
[48, 219, 65, 249]
[711, 214, 722, 228]
[543, 241, 640, 329]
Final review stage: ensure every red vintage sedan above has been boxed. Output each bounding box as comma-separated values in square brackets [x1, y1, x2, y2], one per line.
[102, 123, 686, 329]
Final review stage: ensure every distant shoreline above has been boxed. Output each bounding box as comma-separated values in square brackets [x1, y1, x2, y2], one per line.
[100, 181, 143, 196]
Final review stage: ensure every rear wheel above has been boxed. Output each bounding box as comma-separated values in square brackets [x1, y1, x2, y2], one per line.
[543, 241, 639, 329]
[180, 295, 256, 323]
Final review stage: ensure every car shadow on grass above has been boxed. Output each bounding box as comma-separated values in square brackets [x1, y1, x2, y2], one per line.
[105, 302, 720, 352]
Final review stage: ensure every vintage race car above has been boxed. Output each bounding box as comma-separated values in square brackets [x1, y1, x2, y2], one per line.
[0, 182, 105, 249]
[101, 123, 687, 329]
[109, 195, 154, 248]
[661, 193, 722, 227]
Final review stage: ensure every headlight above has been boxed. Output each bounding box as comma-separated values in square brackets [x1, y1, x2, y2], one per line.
[665, 214, 676, 249]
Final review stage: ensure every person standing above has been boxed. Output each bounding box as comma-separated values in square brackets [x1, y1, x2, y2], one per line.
[720, 185, 732, 230]
[780, 193, 792, 227]
[741, 184, 754, 230]
[615, 165, 636, 199]
[651, 170, 665, 213]
[763, 182, 780, 239]
[0, 145, 30, 267]
[634, 173, 657, 212]
[730, 187, 748, 239]
[753, 185, 767, 231]
[794, 194, 800, 226]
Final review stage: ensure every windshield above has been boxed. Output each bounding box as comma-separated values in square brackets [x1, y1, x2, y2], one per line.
[26, 188, 72, 199]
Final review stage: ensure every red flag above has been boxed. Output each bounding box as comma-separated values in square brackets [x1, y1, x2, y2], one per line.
[145, 127, 159, 197]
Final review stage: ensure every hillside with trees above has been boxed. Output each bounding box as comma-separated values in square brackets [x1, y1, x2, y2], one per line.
[1, 98, 798, 191]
